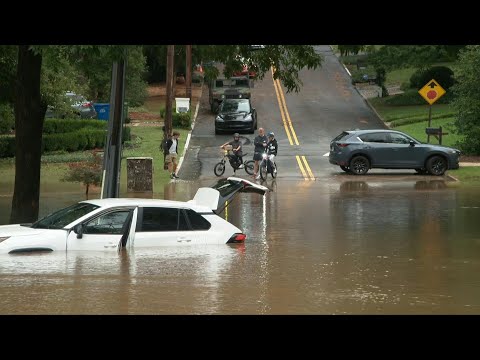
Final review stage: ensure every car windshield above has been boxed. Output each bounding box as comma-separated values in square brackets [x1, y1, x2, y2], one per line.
[217, 79, 249, 88]
[31, 202, 100, 229]
[221, 100, 250, 113]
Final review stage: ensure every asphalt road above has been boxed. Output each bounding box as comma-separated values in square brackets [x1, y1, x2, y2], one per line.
[178, 45, 387, 182]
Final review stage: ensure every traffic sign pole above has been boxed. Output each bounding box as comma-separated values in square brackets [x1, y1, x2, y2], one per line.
[427, 105, 432, 143]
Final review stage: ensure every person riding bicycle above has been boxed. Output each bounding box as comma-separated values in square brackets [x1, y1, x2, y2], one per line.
[266, 132, 278, 173]
[220, 133, 244, 169]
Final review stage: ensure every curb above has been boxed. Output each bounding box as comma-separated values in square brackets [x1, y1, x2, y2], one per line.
[176, 99, 201, 175]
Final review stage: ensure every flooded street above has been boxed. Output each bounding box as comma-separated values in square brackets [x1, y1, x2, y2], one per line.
[1, 179, 480, 314]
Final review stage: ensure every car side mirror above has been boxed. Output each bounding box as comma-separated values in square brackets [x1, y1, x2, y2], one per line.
[75, 224, 84, 239]
[409, 141, 415, 147]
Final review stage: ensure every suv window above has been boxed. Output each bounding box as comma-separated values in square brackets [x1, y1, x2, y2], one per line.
[359, 132, 389, 143]
[83, 210, 131, 235]
[388, 133, 411, 144]
[185, 209, 211, 230]
[140, 207, 188, 232]
[332, 131, 351, 142]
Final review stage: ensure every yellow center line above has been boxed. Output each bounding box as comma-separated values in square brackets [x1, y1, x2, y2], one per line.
[271, 68, 293, 145]
[295, 155, 308, 180]
[275, 78, 300, 145]
[272, 67, 315, 181]
[301, 156, 316, 180]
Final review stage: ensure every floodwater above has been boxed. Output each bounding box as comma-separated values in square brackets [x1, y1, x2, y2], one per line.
[1, 178, 480, 314]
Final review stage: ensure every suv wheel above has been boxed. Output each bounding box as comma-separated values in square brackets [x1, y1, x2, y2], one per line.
[426, 155, 447, 176]
[349, 155, 370, 175]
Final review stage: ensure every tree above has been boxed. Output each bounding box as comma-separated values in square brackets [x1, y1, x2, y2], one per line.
[62, 151, 103, 198]
[369, 45, 465, 71]
[195, 45, 323, 93]
[451, 45, 480, 155]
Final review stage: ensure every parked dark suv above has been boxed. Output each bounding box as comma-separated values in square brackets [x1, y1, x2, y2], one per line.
[329, 129, 461, 176]
[45, 92, 97, 119]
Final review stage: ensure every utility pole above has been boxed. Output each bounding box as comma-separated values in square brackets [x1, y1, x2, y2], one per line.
[101, 52, 127, 199]
[164, 45, 175, 138]
[186, 45, 192, 100]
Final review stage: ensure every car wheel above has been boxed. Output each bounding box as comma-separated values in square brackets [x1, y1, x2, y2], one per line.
[254, 120, 258, 130]
[214, 162, 226, 176]
[340, 165, 350, 173]
[349, 155, 370, 175]
[244, 160, 255, 175]
[426, 155, 447, 176]
[215, 128, 222, 135]
[415, 168, 429, 175]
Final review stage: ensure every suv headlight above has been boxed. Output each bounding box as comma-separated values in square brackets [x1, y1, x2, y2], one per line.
[244, 114, 252, 121]
[0, 236, 10, 243]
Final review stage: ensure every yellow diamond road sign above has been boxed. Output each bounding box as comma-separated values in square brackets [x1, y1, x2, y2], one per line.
[418, 79, 446, 105]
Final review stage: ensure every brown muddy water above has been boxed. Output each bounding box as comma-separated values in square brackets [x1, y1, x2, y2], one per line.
[1, 178, 480, 314]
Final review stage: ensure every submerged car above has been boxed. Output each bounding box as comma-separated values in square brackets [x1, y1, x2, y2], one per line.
[329, 129, 461, 176]
[215, 98, 257, 134]
[0, 177, 268, 254]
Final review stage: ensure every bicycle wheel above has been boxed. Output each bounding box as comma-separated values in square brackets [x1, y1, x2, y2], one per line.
[214, 162, 226, 176]
[271, 162, 277, 178]
[260, 161, 268, 180]
[244, 160, 255, 175]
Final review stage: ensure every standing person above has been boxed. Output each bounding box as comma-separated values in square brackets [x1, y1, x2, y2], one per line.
[165, 131, 180, 179]
[266, 132, 278, 173]
[220, 133, 244, 168]
[253, 127, 268, 179]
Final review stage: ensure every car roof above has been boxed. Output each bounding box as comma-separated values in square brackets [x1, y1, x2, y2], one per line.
[346, 129, 406, 135]
[80, 198, 212, 213]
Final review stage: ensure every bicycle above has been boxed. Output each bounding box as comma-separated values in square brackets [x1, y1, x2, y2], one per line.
[259, 153, 277, 180]
[214, 148, 255, 176]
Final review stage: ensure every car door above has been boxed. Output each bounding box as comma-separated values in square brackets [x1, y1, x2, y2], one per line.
[132, 207, 197, 247]
[357, 132, 391, 166]
[386, 132, 424, 167]
[66, 208, 134, 251]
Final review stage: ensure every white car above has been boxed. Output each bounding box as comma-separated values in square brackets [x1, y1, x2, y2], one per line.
[0, 177, 268, 254]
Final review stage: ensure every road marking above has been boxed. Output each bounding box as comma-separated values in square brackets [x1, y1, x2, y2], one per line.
[301, 156, 315, 180]
[272, 70, 294, 145]
[296, 155, 308, 180]
[272, 68, 299, 145]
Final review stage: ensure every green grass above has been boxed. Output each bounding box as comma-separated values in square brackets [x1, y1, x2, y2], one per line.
[448, 167, 480, 185]
[385, 67, 417, 86]
[394, 117, 461, 147]
[144, 96, 165, 114]
[369, 97, 454, 122]
[0, 125, 190, 197]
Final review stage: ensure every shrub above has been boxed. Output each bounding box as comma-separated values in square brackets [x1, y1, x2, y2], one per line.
[172, 111, 191, 129]
[43, 118, 106, 134]
[62, 150, 103, 198]
[0, 135, 15, 158]
[0, 103, 14, 134]
[384, 89, 453, 106]
[409, 66, 455, 90]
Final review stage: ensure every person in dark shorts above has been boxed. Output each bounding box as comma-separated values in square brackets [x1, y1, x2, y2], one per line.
[253, 127, 268, 179]
[220, 133, 244, 168]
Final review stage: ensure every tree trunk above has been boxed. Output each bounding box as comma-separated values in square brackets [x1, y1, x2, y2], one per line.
[164, 45, 175, 137]
[10, 45, 46, 224]
[186, 45, 192, 100]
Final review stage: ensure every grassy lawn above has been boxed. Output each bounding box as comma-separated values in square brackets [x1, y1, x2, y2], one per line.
[369, 97, 454, 124]
[448, 167, 480, 185]
[394, 117, 461, 148]
[0, 125, 190, 197]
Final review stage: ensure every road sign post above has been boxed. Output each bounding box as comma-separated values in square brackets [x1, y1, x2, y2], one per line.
[418, 79, 446, 143]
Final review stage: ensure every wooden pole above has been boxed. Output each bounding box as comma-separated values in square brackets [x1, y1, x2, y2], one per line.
[165, 45, 175, 138]
[186, 45, 192, 100]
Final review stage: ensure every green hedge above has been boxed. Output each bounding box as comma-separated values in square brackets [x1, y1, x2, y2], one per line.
[1, 119, 131, 158]
[384, 89, 454, 106]
[43, 118, 107, 134]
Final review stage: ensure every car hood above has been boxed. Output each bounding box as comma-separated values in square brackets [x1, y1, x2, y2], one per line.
[0, 224, 50, 237]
